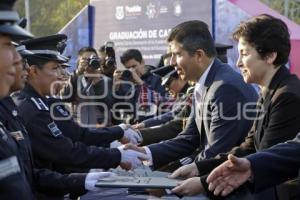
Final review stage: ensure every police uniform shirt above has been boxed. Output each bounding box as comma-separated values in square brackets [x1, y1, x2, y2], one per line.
[47, 96, 124, 147]
[0, 96, 88, 198]
[12, 84, 121, 172]
[0, 97, 34, 185]
[0, 115, 33, 200]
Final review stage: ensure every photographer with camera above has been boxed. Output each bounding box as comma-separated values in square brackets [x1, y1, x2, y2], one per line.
[112, 49, 168, 124]
[62, 47, 114, 127]
[98, 41, 116, 79]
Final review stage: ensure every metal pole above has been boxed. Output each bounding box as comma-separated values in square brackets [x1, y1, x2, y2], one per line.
[24, 0, 31, 32]
[284, 0, 289, 17]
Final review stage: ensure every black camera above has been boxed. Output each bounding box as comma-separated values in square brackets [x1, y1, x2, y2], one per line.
[87, 55, 101, 70]
[103, 57, 115, 69]
[121, 70, 132, 81]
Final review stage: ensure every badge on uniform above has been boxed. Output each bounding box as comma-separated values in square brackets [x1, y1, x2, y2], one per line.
[56, 105, 69, 117]
[0, 156, 21, 181]
[47, 122, 62, 137]
[9, 131, 24, 141]
[12, 109, 18, 117]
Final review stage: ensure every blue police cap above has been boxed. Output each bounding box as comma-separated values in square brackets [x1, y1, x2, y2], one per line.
[15, 44, 33, 57]
[0, 0, 34, 40]
[161, 69, 179, 87]
[61, 56, 72, 68]
[21, 34, 69, 63]
[151, 65, 174, 77]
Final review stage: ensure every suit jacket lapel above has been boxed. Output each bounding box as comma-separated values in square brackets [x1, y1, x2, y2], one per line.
[197, 59, 221, 138]
[254, 66, 290, 147]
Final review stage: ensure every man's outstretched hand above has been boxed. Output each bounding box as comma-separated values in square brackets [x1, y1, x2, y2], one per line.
[206, 154, 252, 196]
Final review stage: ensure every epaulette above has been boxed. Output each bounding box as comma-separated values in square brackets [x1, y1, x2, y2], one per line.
[30, 97, 49, 111]
[10, 91, 27, 107]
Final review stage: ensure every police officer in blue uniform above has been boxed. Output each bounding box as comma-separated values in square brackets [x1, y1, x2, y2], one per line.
[22, 35, 139, 149]
[47, 97, 123, 148]
[138, 66, 190, 128]
[0, 44, 119, 200]
[12, 34, 147, 174]
[0, 0, 34, 199]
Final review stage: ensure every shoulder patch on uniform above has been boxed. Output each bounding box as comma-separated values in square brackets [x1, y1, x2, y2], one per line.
[47, 122, 62, 137]
[30, 97, 49, 111]
[56, 105, 70, 117]
[0, 156, 21, 181]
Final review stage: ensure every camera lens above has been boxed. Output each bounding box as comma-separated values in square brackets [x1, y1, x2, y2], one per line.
[105, 57, 115, 68]
[88, 55, 100, 70]
[121, 70, 132, 81]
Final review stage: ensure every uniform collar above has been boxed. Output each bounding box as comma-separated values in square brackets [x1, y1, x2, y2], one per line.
[22, 83, 46, 100]
[0, 96, 15, 110]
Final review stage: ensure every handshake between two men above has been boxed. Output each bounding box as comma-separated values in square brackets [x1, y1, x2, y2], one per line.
[117, 124, 151, 170]
[117, 140, 204, 197]
[116, 124, 205, 197]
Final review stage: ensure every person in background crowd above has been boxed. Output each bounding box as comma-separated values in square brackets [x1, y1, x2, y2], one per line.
[132, 65, 190, 130]
[62, 46, 114, 127]
[120, 48, 166, 96]
[98, 41, 116, 79]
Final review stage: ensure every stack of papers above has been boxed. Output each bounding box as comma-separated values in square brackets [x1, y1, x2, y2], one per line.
[95, 166, 181, 189]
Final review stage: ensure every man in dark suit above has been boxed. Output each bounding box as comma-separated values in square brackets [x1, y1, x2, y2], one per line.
[123, 20, 257, 170]
[135, 44, 233, 146]
[170, 14, 300, 200]
[206, 131, 300, 197]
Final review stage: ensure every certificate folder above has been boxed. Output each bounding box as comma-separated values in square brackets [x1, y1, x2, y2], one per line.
[95, 176, 180, 189]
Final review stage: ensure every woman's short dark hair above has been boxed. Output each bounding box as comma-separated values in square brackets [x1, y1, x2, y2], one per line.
[232, 14, 290, 67]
